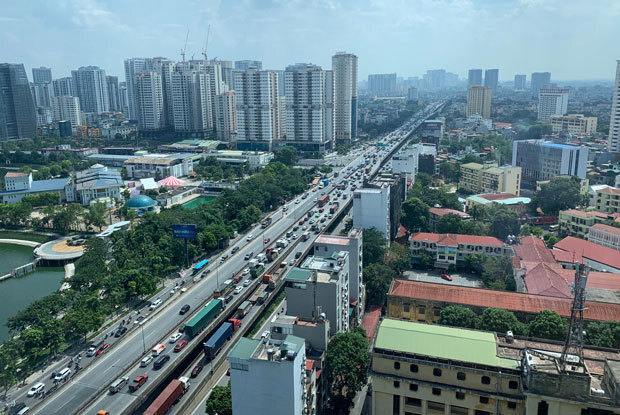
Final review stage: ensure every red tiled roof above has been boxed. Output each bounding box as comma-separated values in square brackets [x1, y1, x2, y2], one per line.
[389, 279, 620, 321]
[410, 232, 504, 247]
[561, 270, 620, 291]
[591, 223, 620, 236]
[554, 237, 620, 270]
[306, 359, 315, 371]
[396, 225, 407, 239]
[429, 207, 471, 219]
[360, 305, 382, 342]
[4, 172, 29, 178]
[599, 187, 620, 195]
[562, 209, 609, 219]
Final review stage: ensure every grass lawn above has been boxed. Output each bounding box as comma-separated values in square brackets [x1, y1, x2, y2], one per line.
[0, 231, 54, 243]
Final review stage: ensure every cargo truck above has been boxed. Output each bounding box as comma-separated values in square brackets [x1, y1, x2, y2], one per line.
[249, 284, 267, 303]
[236, 301, 252, 318]
[265, 247, 279, 262]
[322, 179, 329, 186]
[318, 195, 329, 207]
[204, 319, 241, 360]
[256, 253, 267, 263]
[143, 377, 190, 415]
[261, 217, 272, 228]
[276, 239, 288, 248]
[301, 231, 310, 241]
[183, 299, 223, 338]
[250, 263, 265, 278]
[329, 203, 339, 214]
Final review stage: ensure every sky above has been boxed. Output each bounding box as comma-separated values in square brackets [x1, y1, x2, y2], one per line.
[2, 0, 619, 82]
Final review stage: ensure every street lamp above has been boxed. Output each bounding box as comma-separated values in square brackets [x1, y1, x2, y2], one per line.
[140, 324, 146, 354]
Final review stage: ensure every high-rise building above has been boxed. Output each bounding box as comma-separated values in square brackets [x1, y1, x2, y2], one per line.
[468, 69, 482, 86]
[407, 87, 418, 102]
[0, 63, 37, 140]
[106, 75, 120, 112]
[537, 88, 569, 122]
[353, 186, 390, 238]
[368, 73, 397, 95]
[484, 68, 499, 90]
[52, 77, 74, 96]
[216, 91, 236, 141]
[234, 60, 262, 71]
[466, 84, 492, 119]
[609, 60, 620, 152]
[152, 57, 175, 129]
[531, 71, 551, 94]
[118, 82, 129, 117]
[425, 69, 446, 89]
[219, 60, 234, 89]
[30, 82, 54, 107]
[32, 67, 52, 84]
[124, 58, 154, 121]
[170, 64, 213, 136]
[51, 96, 81, 127]
[514, 74, 526, 90]
[332, 52, 358, 143]
[135, 72, 164, 131]
[459, 162, 522, 196]
[71, 66, 109, 113]
[284, 63, 334, 152]
[233, 69, 280, 151]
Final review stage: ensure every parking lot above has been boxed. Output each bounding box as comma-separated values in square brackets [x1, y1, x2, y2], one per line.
[403, 269, 484, 288]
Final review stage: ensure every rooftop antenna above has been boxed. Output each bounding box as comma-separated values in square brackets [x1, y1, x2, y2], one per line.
[202, 24, 211, 62]
[181, 29, 190, 62]
[559, 261, 589, 372]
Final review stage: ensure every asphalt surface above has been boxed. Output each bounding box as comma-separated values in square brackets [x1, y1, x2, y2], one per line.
[403, 270, 484, 288]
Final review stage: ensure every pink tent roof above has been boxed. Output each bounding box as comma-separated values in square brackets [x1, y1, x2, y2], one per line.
[157, 176, 184, 186]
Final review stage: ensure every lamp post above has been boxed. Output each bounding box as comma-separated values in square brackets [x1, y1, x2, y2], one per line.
[140, 324, 146, 354]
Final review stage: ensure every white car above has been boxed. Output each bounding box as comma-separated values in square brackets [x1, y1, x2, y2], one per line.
[86, 346, 97, 357]
[243, 279, 251, 287]
[242, 268, 250, 275]
[289, 259, 296, 266]
[261, 330, 270, 343]
[27, 382, 45, 397]
[291, 234, 298, 240]
[169, 333, 183, 343]
[150, 298, 162, 310]
[246, 234, 255, 241]
[233, 286, 243, 295]
[295, 199, 300, 204]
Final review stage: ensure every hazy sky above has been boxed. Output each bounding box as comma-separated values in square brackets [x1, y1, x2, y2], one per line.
[2, 0, 619, 82]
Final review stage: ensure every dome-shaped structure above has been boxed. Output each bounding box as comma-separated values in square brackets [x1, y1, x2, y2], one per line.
[125, 195, 156, 212]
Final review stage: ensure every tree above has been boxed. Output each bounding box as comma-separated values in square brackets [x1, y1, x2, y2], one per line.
[362, 227, 387, 266]
[543, 233, 559, 248]
[531, 177, 582, 214]
[585, 321, 620, 348]
[481, 255, 515, 291]
[0, 340, 21, 397]
[84, 201, 107, 231]
[401, 197, 430, 233]
[439, 305, 479, 329]
[415, 172, 432, 187]
[341, 218, 353, 235]
[528, 310, 568, 341]
[363, 263, 396, 307]
[440, 161, 460, 183]
[273, 146, 298, 166]
[205, 384, 232, 415]
[383, 242, 411, 275]
[435, 213, 463, 234]
[326, 328, 370, 414]
[487, 205, 520, 240]
[199, 230, 218, 251]
[478, 308, 524, 335]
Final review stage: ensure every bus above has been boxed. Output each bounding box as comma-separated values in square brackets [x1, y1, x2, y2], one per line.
[192, 259, 209, 275]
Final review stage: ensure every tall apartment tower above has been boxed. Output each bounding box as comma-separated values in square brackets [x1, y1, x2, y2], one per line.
[514, 74, 526, 91]
[106, 75, 120, 111]
[234, 60, 262, 71]
[170, 65, 213, 136]
[71, 66, 109, 113]
[609, 60, 620, 152]
[538, 88, 569, 122]
[284, 63, 334, 152]
[118, 82, 129, 117]
[30, 82, 54, 108]
[368, 73, 397, 95]
[468, 69, 482, 86]
[0, 63, 37, 140]
[484, 69, 499, 90]
[32, 67, 52, 84]
[466, 84, 492, 119]
[51, 96, 81, 127]
[124, 58, 154, 121]
[216, 91, 237, 141]
[135, 72, 164, 131]
[531, 72, 551, 94]
[52, 77, 73, 96]
[332, 52, 358, 143]
[233, 69, 280, 151]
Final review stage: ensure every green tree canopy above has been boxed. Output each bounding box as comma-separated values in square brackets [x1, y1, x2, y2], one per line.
[487, 205, 520, 240]
[362, 227, 387, 266]
[438, 305, 479, 329]
[585, 321, 620, 349]
[528, 310, 568, 341]
[436, 213, 464, 234]
[206, 385, 232, 415]
[273, 146, 299, 166]
[401, 197, 430, 232]
[382, 242, 411, 275]
[363, 263, 396, 307]
[478, 308, 524, 335]
[531, 177, 582, 215]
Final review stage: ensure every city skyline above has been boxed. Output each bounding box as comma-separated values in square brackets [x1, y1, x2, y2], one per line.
[1, 0, 619, 81]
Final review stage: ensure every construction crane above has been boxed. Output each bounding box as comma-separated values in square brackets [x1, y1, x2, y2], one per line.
[559, 260, 589, 372]
[180, 29, 190, 62]
[202, 24, 211, 62]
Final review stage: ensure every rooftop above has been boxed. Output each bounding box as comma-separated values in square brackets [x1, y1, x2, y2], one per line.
[590, 223, 620, 236]
[553, 236, 620, 270]
[429, 207, 471, 218]
[561, 209, 610, 219]
[228, 337, 261, 360]
[285, 267, 313, 283]
[4, 172, 29, 178]
[374, 319, 519, 370]
[0, 177, 70, 195]
[598, 187, 620, 195]
[315, 235, 350, 246]
[410, 232, 505, 247]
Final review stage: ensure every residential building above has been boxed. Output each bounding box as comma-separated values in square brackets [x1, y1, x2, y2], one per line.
[234, 60, 262, 71]
[30, 82, 54, 108]
[0, 172, 71, 204]
[409, 232, 511, 269]
[32, 67, 52, 84]
[421, 119, 444, 147]
[538, 88, 569, 122]
[483, 68, 499, 90]
[285, 252, 350, 334]
[106, 75, 120, 112]
[467, 69, 482, 86]
[123, 153, 197, 179]
[368, 73, 396, 95]
[52, 77, 74, 97]
[407, 87, 418, 102]
[609, 60, 620, 152]
[558, 209, 619, 239]
[284, 63, 334, 152]
[332, 52, 358, 142]
[135, 71, 165, 131]
[425, 69, 446, 89]
[429, 207, 471, 232]
[588, 223, 620, 251]
[233, 68, 280, 151]
[219, 60, 234, 89]
[118, 81, 129, 116]
[51, 95, 81, 127]
[40, 145, 98, 159]
[530, 71, 551, 94]
[0, 63, 37, 140]
[366, 173, 406, 241]
[71, 66, 109, 114]
[58, 120, 72, 137]
[74, 164, 123, 205]
[170, 64, 213, 137]
[553, 236, 620, 273]
[228, 335, 306, 415]
[466, 84, 491, 119]
[549, 113, 597, 135]
[512, 140, 589, 188]
[371, 318, 620, 415]
[215, 91, 236, 141]
[459, 162, 522, 196]
[124, 58, 153, 121]
[391, 151, 418, 179]
[353, 186, 390, 239]
[514, 74, 526, 91]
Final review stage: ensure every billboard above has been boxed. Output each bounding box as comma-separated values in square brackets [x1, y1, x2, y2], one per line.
[172, 224, 197, 239]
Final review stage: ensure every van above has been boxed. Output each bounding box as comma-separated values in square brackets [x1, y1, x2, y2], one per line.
[109, 377, 128, 394]
[152, 344, 166, 356]
[153, 355, 170, 370]
[54, 367, 71, 382]
[149, 298, 162, 310]
[140, 355, 153, 367]
[285, 230, 293, 238]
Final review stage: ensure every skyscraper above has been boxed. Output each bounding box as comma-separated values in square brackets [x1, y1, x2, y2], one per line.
[468, 69, 482, 86]
[425, 69, 446, 89]
[106, 75, 120, 112]
[368, 73, 397, 95]
[124, 58, 154, 121]
[466, 84, 492, 119]
[52, 77, 74, 96]
[52, 95, 81, 127]
[531, 72, 551, 94]
[484, 69, 499, 90]
[216, 91, 237, 141]
[332, 52, 358, 143]
[71, 66, 109, 113]
[30, 82, 54, 107]
[609, 60, 620, 153]
[219, 60, 234, 89]
[514, 74, 526, 91]
[171, 63, 213, 136]
[135, 72, 164, 131]
[118, 82, 129, 117]
[234, 60, 263, 71]
[284, 63, 334, 152]
[538, 88, 569, 122]
[32, 67, 52, 84]
[0, 63, 37, 140]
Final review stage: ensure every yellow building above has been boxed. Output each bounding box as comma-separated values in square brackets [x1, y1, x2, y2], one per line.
[466, 85, 491, 119]
[557, 209, 613, 238]
[459, 162, 521, 196]
[549, 114, 597, 135]
[593, 186, 620, 215]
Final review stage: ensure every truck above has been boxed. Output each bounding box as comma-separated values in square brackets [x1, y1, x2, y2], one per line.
[276, 239, 288, 248]
[256, 253, 267, 263]
[250, 263, 265, 279]
[301, 231, 310, 241]
[318, 195, 329, 207]
[143, 377, 191, 415]
[257, 291, 269, 304]
[236, 301, 252, 318]
[249, 284, 267, 303]
[322, 179, 329, 187]
[329, 203, 339, 214]
[261, 217, 272, 228]
[214, 279, 235, 297]
[265, 247, 279, 262]
[264, 266, 286, 290]
[204, 321, 236, 360]
[183, 299, 223, 338]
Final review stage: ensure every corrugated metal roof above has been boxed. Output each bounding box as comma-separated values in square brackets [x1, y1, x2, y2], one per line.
[285, 267, 313, 282]
[228, 337, 260, 360]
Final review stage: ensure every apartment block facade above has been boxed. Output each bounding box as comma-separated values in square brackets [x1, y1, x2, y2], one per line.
[459, 162, 521, 196]
[549, 114, 597, 135]
[592, 186, 620, 215]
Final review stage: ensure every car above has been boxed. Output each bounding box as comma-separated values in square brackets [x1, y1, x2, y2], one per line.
[246, 234, 254, 241]
[129, 374, 148, 391]
[114, 326, 127, 338]
[295, 251, 302, 259]
[282, 206, 288, 212]
[302, 194, 308, 199]
[289, 259, 296, 266]
[441, 274, 453, 281]
[140, 355, 153, 367]
[309, 219, 315, 225]
[318, 208, 324, 213]
[191, 364, 204, 378]
[220, 254, 229, 261]
[302, 225, 307, 231]
[174, 340, 189, 352]
[134, 315, 145, 325]
[226, 368, 231, 376]
[291, 234, 298, 240]
[231, 246, 240, 253]
[244, 252, 253, 260]
[320, 217, 326, 223]
[86, 346, 97, 357]
[243, 279, 251, 287]
[179, 304, 191, 315]
[169, 333, 183, 343]
[54, 368, 71, 382]
[295, 199, 300, 204]
[261, 330, 270, 343]
[242, 268, 250, 275]
[153, 354, 170, 370]
[149, 298, 162, 310]
[292, 226, 299, 231]
[263, 237, 270, 244]
[233, 286, 243, 295]
[96, 343, 111, 356]
[27, 382, 45, 397]
[312, 188, 317, 192]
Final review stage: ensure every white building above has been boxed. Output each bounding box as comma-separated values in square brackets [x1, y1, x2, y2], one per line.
[609, 60, 620, 153]
[234, 60, 262, 71]
[538, 88, 569, 122]
[216, 91, 236, 141]
[30, 82, 54, 108]
[549, 114, 597, 135]
[52, 96, 82, 127]
[124, 58, 152, 121]
[588, 223, 620, 251]
[136, 72, 165, 131]
[353, 186, 390, 238]
[207, 150, 271, 169]
[32, 67, 52, 83]
[71, 66, 109, 114]
[52, 77, 74, 97]
[74, 164, 123, 206]
[228, 335, 306, 415]
[0, 172, 71, 204]
[171, 65, 213, 135]
[332, 52, 358, 142]
[123, 153, 196, 179]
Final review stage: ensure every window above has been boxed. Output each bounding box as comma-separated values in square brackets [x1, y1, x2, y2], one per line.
[405, 397, 421, 407]
[418, 306, 425, 314]
[433, 308, 441, 317]
[403, 303, 410, 312]
[410, 364, 418, 373]
[456, 391, 465, 400]
[537, 401, 549, 415]
[451, 406, 469, 415]
[432, 387, 441, 396]
[507, 402, 517, 409]
[480, 397, 489, 404]
[457, 372, 466, 381]
[409, 383, 418, 391]
[481, 376, 491, 384]
[393, 394, 400, 415]
[509, 380, 519, 389]
[475, 411, 491, 415]
[433, 368, 442, 377]
[394, 362, 400, 370]
[393, 381, 400, 388]
[428, 401, 445, 412]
